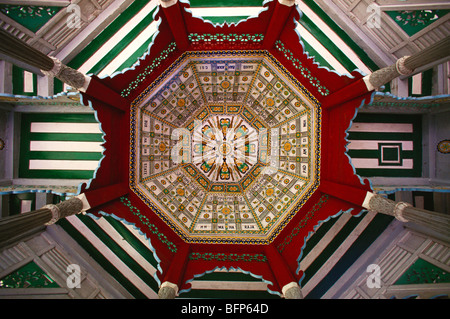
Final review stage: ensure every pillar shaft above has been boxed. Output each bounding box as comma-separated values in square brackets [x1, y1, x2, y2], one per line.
[366, 194, 450, 236]
[0, 197, 83, 247]
[0, 28, 53, 71]
[320, 182, 450, 236]
[0, 28, 90, 92]
[0, 184, 127, 249]
[0, 28, 129, 111]
[404, 36, 450, 71]
[322, 36, 450, 108]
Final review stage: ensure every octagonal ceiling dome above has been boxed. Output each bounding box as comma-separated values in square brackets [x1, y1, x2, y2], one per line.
[130, 50, 321, 244]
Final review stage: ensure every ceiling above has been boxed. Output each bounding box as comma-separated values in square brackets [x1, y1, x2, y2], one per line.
[0, 0, 449, 299]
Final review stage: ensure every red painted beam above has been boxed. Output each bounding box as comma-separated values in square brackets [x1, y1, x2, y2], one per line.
[262, 1, 295, 49]
[84, 75, 130, 112]
[160, 1, 189, 51]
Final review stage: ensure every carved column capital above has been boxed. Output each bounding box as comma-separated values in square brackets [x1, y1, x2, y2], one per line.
[44, 197, 84, 225]
[395, 56, 414, 76]
[282, 282, 303, 299]
[158, 281, 178, 299]
[159, 0, 178, 8]
[41, 56, 91, 92]
[393, 201, 411, 223]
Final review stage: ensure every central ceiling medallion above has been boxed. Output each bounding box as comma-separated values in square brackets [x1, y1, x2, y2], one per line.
[130, 50, 321, 244]
[191, 114, 259, 184]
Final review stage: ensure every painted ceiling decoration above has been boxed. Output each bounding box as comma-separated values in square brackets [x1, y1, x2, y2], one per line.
[67, 0, 376, 297]
[130, 50, 321, 244]
[1, 0, 449, 300]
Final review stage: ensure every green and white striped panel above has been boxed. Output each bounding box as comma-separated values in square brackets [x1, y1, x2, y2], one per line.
[62, 0, 374, 88]
[19, 113, 104, 180]
[56, 196, 394, 299]
[347, 114, 422, 177]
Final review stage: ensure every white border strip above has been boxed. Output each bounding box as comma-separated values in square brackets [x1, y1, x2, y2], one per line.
[30, 122, 102, 134]
[189, 7, 263, 17]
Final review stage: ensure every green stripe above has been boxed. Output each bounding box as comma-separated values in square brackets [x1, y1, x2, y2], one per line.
[104, 215, 160, 269]
[87, 7, 157, 75]
[29, 132, 104, 142]
[12, 65, 37, 96]
[302, 212, 366, 286]
[67, 1, 151, 70]
[354, 168, 421, 177]
[189, 0, 264, 8]
[347, 132, 415, 141]
[23, 113, 98, 123]
[347, 150, 415, 159]
[301, 0, 379, 71]
[202, 16, 250, 24]
[28, 151, 103, 161]
[19, 113, 101, 179]
[76, 214, 160, 293]
[298, 14, 359, 72]
[353, 113, 421, 123]
[20, 170, 96, 179]
[300, 37, 334, 71]
[347, 131, 416, 142]
[57, 218, 146, 299]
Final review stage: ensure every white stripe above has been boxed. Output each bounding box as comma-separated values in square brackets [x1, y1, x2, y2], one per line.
[78, 0, 158, 74]
[66, 215, 158, 298]
[347, 140, 413, 151]
[351, 158, 414, 169]
[189, 7, 263, 17]
[98, 21, 159, 77]
[412, 73, 422, 95]
[296, 1, 372, 75]
[23, 70, 34, 93]
[21, 200, 33, 213]
[348, 123, 414, 133]
[29, 160, 100, 170]
[189, 280, 267, 291]
[30, 141, 103, 152]
[94, 217, 157, 275]
[295, 24, 349, 74]
[30, 122, 101, 134]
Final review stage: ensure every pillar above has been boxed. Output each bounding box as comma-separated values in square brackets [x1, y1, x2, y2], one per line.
[320, 181, 450, 237]
[0, 28, 128, 111]
[363, 193, 450, 237]
[0, 196, 84, 246]
[265, 245, 303, 299]
[40, 56, 90, 92]
[321, 36, 450, 108]
[158, 243, 190, 299]
[0, 184, 127, 248]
